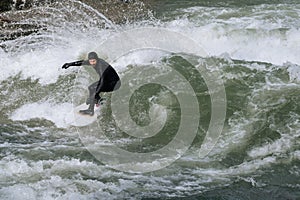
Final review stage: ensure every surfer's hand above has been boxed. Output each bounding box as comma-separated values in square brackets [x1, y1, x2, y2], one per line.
[62, 63, 70, 69]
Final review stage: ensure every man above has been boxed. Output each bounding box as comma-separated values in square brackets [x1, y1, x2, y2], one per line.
[62, 52, 121, 116]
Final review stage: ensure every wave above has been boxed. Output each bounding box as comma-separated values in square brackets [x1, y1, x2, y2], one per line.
[160, 4, 300, 65]
[1, 0, 300, 199]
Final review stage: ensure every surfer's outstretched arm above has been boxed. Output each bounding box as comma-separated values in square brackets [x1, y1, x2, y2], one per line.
[61, 60, 89, 69]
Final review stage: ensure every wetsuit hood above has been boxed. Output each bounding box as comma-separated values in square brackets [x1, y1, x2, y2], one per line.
[88, 52, 99, 60]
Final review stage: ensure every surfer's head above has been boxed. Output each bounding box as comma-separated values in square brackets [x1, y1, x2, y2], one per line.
[88, 52, 98, 66]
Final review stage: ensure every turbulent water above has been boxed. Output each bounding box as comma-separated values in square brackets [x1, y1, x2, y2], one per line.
[1, 0, 300, 199]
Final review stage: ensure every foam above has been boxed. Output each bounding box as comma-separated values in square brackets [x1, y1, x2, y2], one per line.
[247, 136, 293, 159]
[112, 49, 168, 70]
[1, 3, 299, 87]
[286, 62, 300, 82]
[0, 33, 105, 85]
[165, 5, 300, 65]
[10, 102, 74, 128]
[0, 185, 37, 200]
[0, 156, 114, 200]
[0, 1, 111, 85]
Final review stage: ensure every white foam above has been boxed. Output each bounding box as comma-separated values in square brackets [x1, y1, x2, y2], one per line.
[193, 26, 299, 65]
[0, 185, 37, 200]
[112, 49, 168, 70]
[0, 23, 110, 85]
[0, 156, 115, 200]
[165, 5, 300, 65]
[247, 136, 292, 159]
[293, 150, 300, 160]
[10, 102, 74, 128]
[248, 116, 300, 159]
[1, 4, 299, 87]
[0, 157, 43, 179]
[286, 62, 300, 82]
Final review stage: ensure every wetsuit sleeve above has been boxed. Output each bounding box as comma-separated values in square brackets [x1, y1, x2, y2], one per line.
[68, 60, 85, 66]
[81, 60, 90, 65]
[62, 60, 91, 69]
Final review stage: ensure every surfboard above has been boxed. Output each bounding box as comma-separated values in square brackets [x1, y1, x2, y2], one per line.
[73, 103, 102, 127]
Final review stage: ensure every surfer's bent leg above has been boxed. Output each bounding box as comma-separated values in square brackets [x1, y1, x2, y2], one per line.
[86, 81, 98, 105]
[80, 81, 98, 115]
[88, 79, 121, 104]
[78, 81, 98, 116]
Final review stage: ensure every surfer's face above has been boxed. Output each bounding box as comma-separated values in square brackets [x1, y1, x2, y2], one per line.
[89, 59, 97, 66]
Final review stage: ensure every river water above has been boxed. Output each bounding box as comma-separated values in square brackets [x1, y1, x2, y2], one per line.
[0, 0, 300, 199]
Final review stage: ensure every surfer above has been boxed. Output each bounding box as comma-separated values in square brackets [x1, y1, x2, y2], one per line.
[61, 52, 121, 116]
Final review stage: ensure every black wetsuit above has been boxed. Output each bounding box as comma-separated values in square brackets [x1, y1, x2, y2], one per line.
[81, 59, 120, 96]
[69, 58, 120, 108]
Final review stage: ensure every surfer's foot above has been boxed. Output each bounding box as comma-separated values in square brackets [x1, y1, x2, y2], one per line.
[79, 109, 94, 116]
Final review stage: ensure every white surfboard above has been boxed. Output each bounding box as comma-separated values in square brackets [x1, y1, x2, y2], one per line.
[73, 103, 101, 127]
